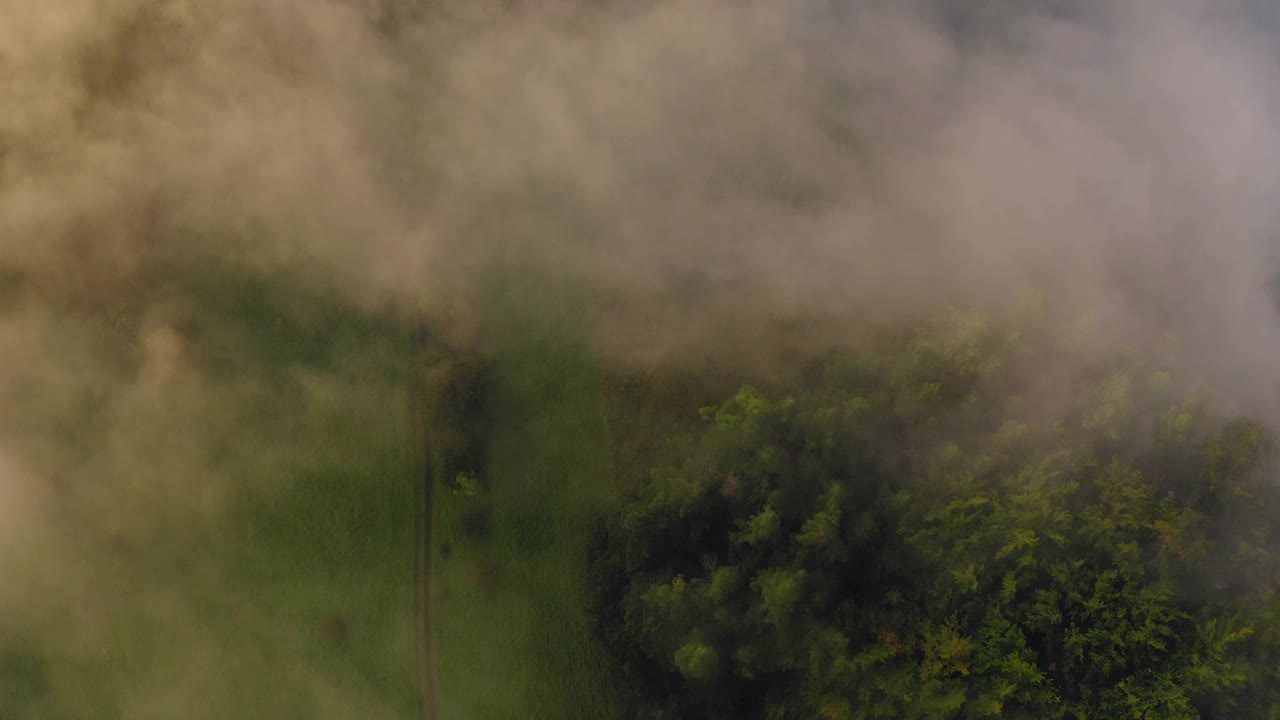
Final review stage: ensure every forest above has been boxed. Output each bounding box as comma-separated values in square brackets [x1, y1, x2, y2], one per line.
[582, 308, 1280, 719]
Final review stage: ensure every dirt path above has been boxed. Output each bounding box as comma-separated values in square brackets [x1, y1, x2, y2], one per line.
[412, 322, 440, 720]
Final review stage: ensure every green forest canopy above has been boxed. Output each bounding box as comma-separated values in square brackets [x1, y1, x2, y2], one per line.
[587, 310, 1280, 719]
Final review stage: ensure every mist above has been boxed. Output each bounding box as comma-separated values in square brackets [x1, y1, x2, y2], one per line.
[4, 0, 1280, 716]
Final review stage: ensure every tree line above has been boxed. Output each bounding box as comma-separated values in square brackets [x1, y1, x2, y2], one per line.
[587, 310, 1280, 719]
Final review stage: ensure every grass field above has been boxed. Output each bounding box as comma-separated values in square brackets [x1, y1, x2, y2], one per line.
[0, 258, 630, 718]
[430, 271, 623, 719]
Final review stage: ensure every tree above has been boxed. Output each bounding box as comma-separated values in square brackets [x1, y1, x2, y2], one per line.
[587, 311, 1280, 719]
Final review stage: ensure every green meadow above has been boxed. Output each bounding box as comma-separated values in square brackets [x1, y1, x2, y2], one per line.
[433, 284, 622, 720]
[0, 257, 629, 719]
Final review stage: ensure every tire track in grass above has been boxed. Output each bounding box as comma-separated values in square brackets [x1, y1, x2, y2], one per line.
[411, 318, 439, 720]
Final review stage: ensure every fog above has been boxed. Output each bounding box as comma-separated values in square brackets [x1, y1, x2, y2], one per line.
[3, 0, 1280, 715]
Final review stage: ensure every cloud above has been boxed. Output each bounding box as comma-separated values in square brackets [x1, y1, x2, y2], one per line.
[417, 1, 1280, 395]
[4, 0, 1280, 714]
